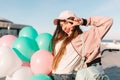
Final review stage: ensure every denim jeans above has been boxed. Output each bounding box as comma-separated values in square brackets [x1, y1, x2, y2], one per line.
[51, 73, 75, 80]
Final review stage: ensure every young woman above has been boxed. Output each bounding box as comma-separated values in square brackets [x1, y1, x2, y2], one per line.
[51, 10, 113, 80]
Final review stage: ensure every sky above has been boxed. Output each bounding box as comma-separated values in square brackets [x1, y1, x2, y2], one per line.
[0, 0, 120, 40]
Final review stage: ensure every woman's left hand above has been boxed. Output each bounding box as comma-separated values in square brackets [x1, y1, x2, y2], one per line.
[74, 17, 83, 26]
[66, 17, 83, 28]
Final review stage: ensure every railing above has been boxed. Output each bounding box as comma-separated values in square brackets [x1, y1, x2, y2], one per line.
[101, 49, 120, 55]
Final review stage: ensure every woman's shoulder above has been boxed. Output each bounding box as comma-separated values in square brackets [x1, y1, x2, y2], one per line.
[72, 34, 83, 42]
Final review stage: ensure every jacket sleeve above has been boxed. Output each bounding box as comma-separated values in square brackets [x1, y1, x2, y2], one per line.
[82, 16, 113, 62]
[86, 16, 113, 39]
[71, 16, 113, 59]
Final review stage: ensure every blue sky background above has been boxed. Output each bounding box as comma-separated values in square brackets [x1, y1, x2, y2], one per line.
[0, 0, 120, 40]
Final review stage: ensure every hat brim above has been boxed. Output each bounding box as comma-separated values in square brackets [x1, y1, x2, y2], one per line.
[53, 19, 59, 25]
[54, 18, 66, 25]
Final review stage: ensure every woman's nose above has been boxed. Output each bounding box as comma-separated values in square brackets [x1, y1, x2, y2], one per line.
[63, 27, 67, 31]
[63, 26, 67, 30]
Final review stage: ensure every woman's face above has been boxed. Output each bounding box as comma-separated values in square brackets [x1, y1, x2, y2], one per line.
[60, 18, 74, 36]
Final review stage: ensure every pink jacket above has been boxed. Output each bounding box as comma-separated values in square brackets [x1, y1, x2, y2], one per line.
[71, 16, 113, 62]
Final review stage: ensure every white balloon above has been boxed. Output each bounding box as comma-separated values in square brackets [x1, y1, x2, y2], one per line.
[0, 46, 22, 78]
[6, 76, 13, 80]
[6, 66, 33, 80]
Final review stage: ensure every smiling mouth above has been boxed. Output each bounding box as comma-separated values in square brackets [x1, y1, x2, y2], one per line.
[65, 30, 70, 33]
[65, 29, 74, 34]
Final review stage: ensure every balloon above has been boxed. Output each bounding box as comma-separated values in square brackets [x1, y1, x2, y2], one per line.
[12, 37, 39, 62]
[29, 74, 52, 80]
[0, 35, 17, 48]
[6, 66, 33, 80]
[22, 62, 30, 67]
[30, 50, 53, 75]
[36, 33, 52, 52]
[0, 46, 22, 78]
[19, 26, 38, 40]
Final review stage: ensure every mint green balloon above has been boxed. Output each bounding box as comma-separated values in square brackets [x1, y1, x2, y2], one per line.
[12, 37, 39, 62]
[36, 33, 52, 52]
[30, 74, 52, 80]
[19, 26, 38, 40]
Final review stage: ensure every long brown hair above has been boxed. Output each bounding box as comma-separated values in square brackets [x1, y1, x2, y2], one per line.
[51, 19, 83, 70]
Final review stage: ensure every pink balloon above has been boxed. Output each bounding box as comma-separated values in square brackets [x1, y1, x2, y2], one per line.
[22, 62, 30, 67]
[0, 35, 17, 48]
[30, 50, 53, 75]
